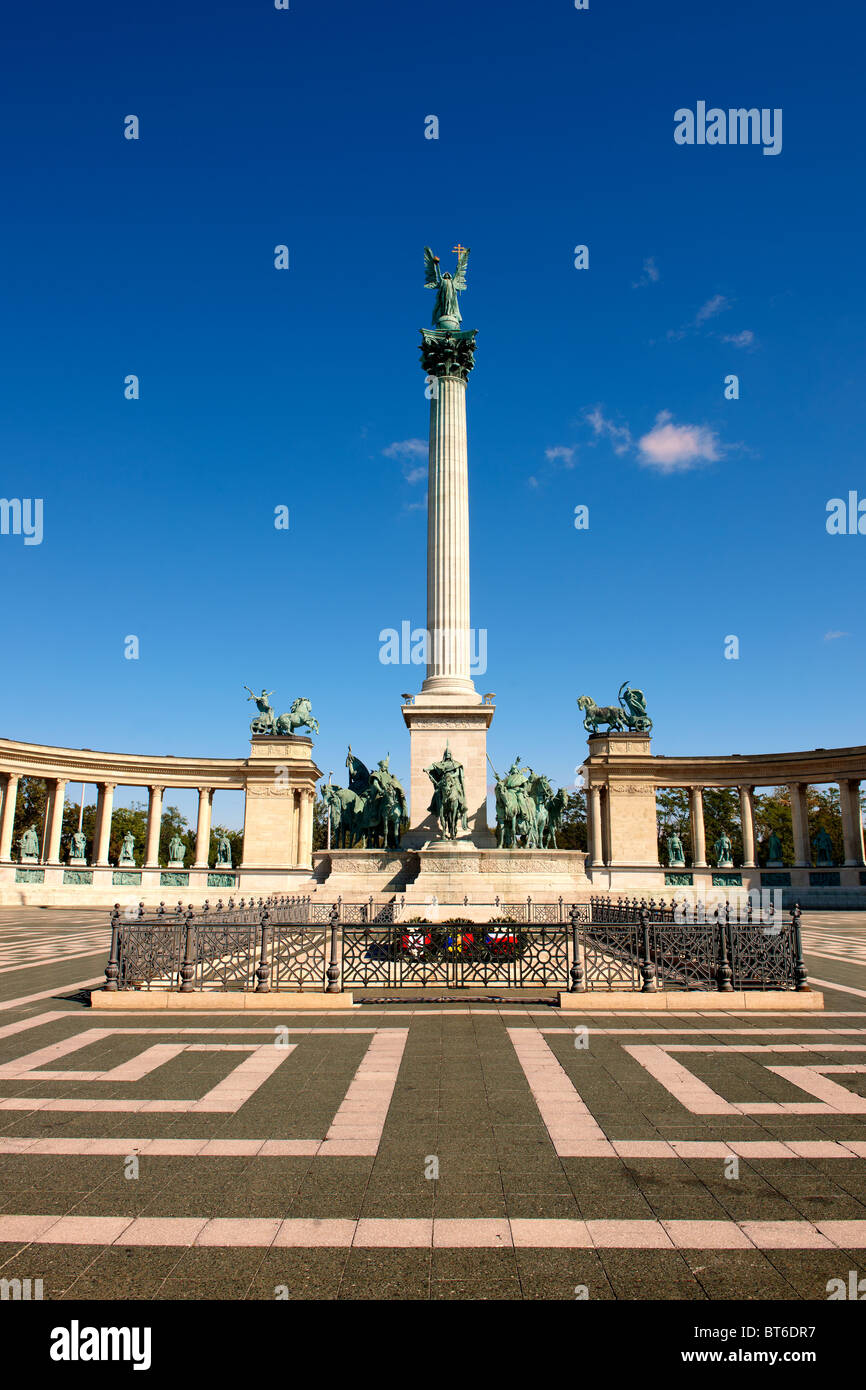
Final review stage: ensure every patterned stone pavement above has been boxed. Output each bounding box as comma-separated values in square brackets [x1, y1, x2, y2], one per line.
[1, 908, 866, 1302]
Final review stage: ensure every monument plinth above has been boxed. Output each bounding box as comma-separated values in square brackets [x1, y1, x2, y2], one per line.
[402, 248, 495, 848]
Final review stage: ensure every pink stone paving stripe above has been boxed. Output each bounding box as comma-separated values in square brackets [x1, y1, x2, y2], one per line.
[1, 1215, 866, 1248]
[273, 1219, 357, 1247]
[0, 1010, 68, 1038]
[510, 1219, 592, 1248]
[623, 1045, 739, 1116]
[194, 1218, 283, 1247]
[586, 1220, 674, 1249]
[662, 1221, 755, 1249]
[120, 1218, 208, 1246]
[354, 1219, 432, 1247]
[432, 1219, 511, 1247]
[507, 1027, 614, 1156]
[324, 1029, 407, 1146]
[738, 1221, 835, 1249]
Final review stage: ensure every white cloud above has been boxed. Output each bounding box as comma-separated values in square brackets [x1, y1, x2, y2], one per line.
[383, 439, 427, 460]
[721, 329, 755, 348]
[632, 257, 660, 288]
[637, 410, 721, 473]
[405, 491, 428, 511]
[824, 629, 850, 642]
[586, 407, 632, 455]
[695, 294, 730, 324]
[403, 465, 426, 484]
[544, 445, 576, 466]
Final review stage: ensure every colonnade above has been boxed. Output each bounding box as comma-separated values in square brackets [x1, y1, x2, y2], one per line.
[586, 777, 865, 869]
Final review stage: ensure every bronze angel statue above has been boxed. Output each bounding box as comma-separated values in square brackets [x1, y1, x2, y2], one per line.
[424, 245, 470, 328]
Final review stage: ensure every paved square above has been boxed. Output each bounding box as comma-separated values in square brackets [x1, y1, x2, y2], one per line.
[2, 909, 866, 1300]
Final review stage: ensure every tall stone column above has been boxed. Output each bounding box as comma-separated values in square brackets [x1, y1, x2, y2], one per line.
[145, 786, 164, 868]
[423, 373, 472, 695]
[789, 783, 811, 866]
[739, 785, 756, 868]
[297, 790, 314, 868]
[94, 783, 115, 867]
[589, 785, 604, 867]
[689, 787, 707, 867]
[403, 316, 495, 847]
[0, 774, 19, 861]
[839, 779, 864, 866]
[46, 778, 68, 863]
[194, 788, 214, 868]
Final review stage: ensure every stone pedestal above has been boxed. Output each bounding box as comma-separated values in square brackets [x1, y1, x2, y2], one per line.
[241, 735, 322, 870]
[586, 733, 659, 868]
[401, 699, 495, 847]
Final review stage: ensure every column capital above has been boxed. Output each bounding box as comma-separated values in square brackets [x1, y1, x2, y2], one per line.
[419, 327, 477, 381]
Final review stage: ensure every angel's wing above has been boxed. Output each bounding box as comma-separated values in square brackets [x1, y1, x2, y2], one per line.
[423, 246, 440, 289]
[452, 246, 470, 291]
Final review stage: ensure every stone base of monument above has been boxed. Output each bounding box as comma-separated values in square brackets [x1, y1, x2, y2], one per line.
[91, 989, 355, 1011]
[557, 989, 824, 1012]
[67, 857, 88, 867]
[311, 847, 590, 904]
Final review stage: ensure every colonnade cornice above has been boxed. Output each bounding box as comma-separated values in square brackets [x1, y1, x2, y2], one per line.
[586, 743, 866, 788]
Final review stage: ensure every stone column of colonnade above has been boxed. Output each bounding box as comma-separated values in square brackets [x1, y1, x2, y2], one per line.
[839, 778, 865, 866]
[45, 778, 68, 863]
[296, 790, 314, 867]
[0, 774, 19, 860]
[739, 785, 756, 868]
[194, 788, 214, 868]
[789, 782, 811, 866]
[589, 785, 604, 867]
[145, 786, 164, 868]
[93, 783, 116, 867]
[423, 374, 473, 695]
[688, 787, 707, 867]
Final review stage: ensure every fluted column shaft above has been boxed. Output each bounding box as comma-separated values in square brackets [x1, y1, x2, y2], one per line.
[297, 791, 314, 868]
[739, 785, 756, 868]
[46, 779, 68, 863]
[840, 779, 864, 866]
[194, 788, 214, 868]
[94, 783, 115, 867]
[689, 787, 706, 867]
[0, 775, 19, 860]
[145, 786, 164, 868]
[589, 785, 604, 867]
[423, 375, 473, 694]
[789, 783, 811, 866]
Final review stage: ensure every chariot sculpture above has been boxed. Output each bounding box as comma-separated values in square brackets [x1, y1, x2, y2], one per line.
[577, 682, 653, 735]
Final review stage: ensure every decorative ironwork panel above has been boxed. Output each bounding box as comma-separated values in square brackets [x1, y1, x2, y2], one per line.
[194, 924, 258, 990]
[117, 924, 185, 990]
[270, 924, 327, 991]
[649, 922, 717, 990]
[728, 921, 795, 990]
[580, 923, 642, 991]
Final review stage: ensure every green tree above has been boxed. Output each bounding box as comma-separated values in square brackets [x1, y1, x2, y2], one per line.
[656, 789, 691, 861]
[552, 789, 586, 850]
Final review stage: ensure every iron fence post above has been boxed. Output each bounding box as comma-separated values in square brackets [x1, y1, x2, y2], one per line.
[716, 903, 733, 992]
[568, 905, 585, 992]
[104, 907, 120, 991]
[179, 909, 196, 992]
[255, 908, 272, 992]
[791, 902, 809, 991]
[327, 905, 341, 992]
[639, 907, 657, 992]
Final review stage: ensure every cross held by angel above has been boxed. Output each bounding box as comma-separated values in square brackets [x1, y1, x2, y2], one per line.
[424, 244, 470, 328]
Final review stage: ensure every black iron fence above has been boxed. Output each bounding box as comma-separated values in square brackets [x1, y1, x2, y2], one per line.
[103, 896, 809, 994]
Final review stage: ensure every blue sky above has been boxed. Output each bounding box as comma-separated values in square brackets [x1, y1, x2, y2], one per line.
[1, 0, 864, 828]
